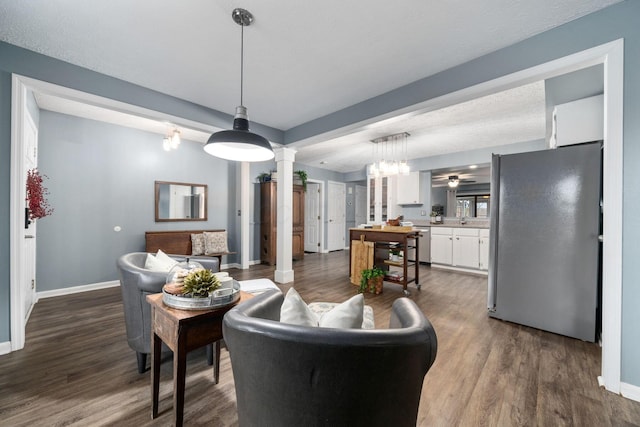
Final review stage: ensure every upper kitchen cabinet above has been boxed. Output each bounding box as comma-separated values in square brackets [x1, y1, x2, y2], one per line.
[368, 176, 398, 223]
[396, 171, 422, 205]
[551, 95, 603, 147]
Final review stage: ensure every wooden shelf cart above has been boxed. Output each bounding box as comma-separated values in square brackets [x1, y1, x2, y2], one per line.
[349, 228, 421, 295]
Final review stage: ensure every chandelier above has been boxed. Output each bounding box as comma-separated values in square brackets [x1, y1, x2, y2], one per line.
[162, 127, 181, 151]
[369, 132, 410, 177]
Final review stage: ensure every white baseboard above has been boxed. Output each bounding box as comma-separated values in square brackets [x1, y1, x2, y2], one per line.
[221, 260, 261, 270]
[0, 341, 11, 355]
[37, 280, 120, 299]
[621, 382, 640, 402]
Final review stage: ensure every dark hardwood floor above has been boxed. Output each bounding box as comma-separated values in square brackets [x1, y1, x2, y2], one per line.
[1, 251, 639, 426]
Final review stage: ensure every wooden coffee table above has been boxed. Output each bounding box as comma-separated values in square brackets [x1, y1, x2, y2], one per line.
[147, 291, 252, 427]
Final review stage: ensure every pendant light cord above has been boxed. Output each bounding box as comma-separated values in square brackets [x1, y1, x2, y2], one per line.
[240, 23, 244, 107]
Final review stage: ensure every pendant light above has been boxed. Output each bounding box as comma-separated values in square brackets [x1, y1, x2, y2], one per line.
[204, 8, 274, 162]
[368, 132, 410, 177]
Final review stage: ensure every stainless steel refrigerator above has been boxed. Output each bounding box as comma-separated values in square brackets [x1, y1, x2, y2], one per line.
[487, 142, 601, 342]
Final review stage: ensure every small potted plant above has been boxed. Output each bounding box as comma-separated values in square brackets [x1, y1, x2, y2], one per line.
[294, 170, 308, 191]
[358, 266, 385, 295]
[257, 172, 271, 183]
[389, 249, 401, 262]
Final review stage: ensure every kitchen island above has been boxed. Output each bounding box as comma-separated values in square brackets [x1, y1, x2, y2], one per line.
[349, 228, 421, 295]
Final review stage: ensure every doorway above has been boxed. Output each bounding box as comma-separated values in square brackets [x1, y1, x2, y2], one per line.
[9, 78, 40, 351]
[327, 181, 346, 251]
[304, 181, 323, 253]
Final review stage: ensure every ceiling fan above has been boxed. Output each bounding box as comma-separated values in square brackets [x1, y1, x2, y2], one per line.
[432, 172, 477, 187]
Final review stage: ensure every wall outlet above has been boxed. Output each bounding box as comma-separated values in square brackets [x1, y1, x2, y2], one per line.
[421, 210, 427, 216]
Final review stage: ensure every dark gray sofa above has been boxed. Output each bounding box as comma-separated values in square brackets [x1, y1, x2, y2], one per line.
[222, 290, 438, 426]
[117, 252, 220, 373]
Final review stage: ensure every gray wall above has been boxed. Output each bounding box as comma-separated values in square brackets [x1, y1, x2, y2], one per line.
[36, 111, 235, 290]
[1, 1, 639, 388]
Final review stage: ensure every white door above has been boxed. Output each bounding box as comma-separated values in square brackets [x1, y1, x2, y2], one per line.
[327, 181, 346, 251]
[304, 182, 321, 252]
[22, 109, 38, 320]
[355, 185, 366, 226]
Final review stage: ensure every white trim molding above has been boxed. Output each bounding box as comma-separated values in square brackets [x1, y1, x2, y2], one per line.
[36, 280, 120, 300]
[0, 341, 11, 356]
[621, 383, 640, 403]
[9, 74, 28, 351]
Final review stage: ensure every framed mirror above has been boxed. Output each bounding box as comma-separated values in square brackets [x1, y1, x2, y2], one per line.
[155, 181, 208, 222]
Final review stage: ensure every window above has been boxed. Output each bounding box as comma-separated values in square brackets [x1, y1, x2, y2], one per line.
[455, 194, 490, 218]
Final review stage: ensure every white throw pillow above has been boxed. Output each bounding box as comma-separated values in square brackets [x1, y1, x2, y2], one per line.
[280, 288, 318, 327]
[144, 253, 165, 272]
[155, 249, 178, 270]
[317, 294, 364, 329]
[144, 250, 177, 272]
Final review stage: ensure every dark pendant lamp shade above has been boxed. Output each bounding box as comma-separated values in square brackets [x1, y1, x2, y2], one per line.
[204, 8, 274, 162]
[204, 106, 274, 161]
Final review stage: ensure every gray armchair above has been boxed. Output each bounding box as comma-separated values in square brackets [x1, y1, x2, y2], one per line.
[222, 290, 437, 427]
[117, 252, 220, 373]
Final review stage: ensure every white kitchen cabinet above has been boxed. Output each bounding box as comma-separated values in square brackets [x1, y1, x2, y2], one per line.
[551, 95, 603, 148]
[396, 171, 422, 205]
[431, 227, 489, 272]
[367, 176, 397, 223]
[430, 227, 453, 265]
[479, 229, 490, 270]
[452, 228, 480, 269]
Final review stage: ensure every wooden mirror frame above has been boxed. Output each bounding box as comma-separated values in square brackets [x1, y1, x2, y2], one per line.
[154, 181, 208, 222]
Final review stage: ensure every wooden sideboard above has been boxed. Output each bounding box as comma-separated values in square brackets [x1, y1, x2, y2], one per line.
[260, 182, 304, 265]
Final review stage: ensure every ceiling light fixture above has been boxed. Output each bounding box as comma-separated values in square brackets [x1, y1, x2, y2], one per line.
[204, 8, 274, 162]
[448, 175, 459, 188]
[163, 127, 181, 151]
[369, 132, 410, 177]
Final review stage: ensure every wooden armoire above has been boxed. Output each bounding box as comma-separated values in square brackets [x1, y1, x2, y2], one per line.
[260, 182, 305, 265]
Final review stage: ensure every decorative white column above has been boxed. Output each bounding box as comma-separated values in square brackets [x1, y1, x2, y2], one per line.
[274, 147, 296, 283]
[240, 162, 250, 270]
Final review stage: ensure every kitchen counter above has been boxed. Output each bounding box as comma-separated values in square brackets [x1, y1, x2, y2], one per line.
[408, 219, 490, 229]
[425, 223, 490, 229]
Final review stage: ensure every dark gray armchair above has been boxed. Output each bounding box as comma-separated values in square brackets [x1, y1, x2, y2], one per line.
[117, 252, 220, 373]
[222, 290, 437, 427]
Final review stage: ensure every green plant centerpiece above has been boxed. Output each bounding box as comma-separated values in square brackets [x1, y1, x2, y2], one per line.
[294, 170, 308, 191]
[182, 269, 221, 297]
[359, 266, 385, 294]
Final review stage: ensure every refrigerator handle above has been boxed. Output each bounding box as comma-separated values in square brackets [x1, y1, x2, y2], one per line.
[487, 154, 500, 312]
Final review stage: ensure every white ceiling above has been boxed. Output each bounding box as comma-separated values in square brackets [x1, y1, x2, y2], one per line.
[0, 0, 619, 173]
